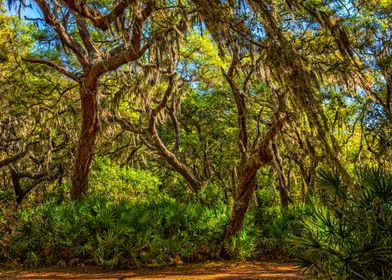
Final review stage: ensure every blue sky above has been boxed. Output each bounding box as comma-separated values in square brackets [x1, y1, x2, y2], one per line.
[7, 1, 41, 20]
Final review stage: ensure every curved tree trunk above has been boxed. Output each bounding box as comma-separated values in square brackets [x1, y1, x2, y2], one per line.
[71, 76, 99, 200]
[28, 0, 152, 201]
[223, 140, 277, 245]
[147, 75, 203, 193]
[224, 170, 257, 241]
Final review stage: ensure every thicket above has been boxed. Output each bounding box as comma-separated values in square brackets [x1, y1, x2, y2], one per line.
[2, 158, 309, 267]
[3, 157, 391, 280]
[1, 154, 391, 278]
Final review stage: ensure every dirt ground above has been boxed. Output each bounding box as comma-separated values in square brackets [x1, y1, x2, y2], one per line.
[0, 262, 305, 280]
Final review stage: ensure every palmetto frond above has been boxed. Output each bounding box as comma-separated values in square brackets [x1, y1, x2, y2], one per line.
[291, 168, 392, 279]
[316, 169, 348, 204]
[360, 168, 392, 204]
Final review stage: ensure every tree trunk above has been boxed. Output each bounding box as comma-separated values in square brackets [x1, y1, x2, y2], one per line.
[222, 102, 286, 245]
[147, 76, 203, 194]
[71, 76, 99, 200]
[306, 157, 317, 199]
[223, 142, 275, 244]
[272, 143, 291, 208]
[10, 168, 26, 204]
[224, 170, 257, 241]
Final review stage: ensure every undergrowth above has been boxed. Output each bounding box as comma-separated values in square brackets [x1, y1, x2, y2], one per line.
[12, 196, 228, 268]
[1, 157, 346, 269]
[290, 168, 392, 279]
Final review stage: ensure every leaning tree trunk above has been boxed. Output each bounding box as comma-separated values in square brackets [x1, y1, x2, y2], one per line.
[147, 75, 203, 194]
[71, 75, 99, 200]
[223, 141, 276, 243]
[222, 109, 286, 247]
[224, 169, 257, 241]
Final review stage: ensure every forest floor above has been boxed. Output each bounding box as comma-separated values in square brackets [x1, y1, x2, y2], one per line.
[0, 261, 305, 279]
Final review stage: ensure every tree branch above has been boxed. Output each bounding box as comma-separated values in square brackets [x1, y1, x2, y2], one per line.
[0, 142, 38, 168]
[61, 0, 134, 31]
[75, 15, 101, 61]
[35, 0, 89, 67]
[11, 167, 61, 204]
[92, 5, 153, 76]
[148, 75, 203, 193]
[22, 57, 79, 80]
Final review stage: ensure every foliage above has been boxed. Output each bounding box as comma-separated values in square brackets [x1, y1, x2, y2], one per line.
[0, 187, 17, 264]
[89, 157, 163, 202]
[223, 229, 256, 261]
[198, 182, 228, 208]
[290, 168, 392, 279]
[253, 188, 313, 259]
[217, 188, 312, 261]
[0, 13, 78, 206]
[11, 195, 228, 268]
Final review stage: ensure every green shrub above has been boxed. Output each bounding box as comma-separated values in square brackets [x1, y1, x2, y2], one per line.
[0, 187, 15, 237]
[224, 229, 257, 260]
[250, 188, 312, 259]
[7, 159, 324, 267]
[43, 183, 69, 204]
[11, 195, 228, 268]
[89, 157, 163, 201]
[290, 168, 392, 279]
[198, 182, 227, 208]
[255, 204, 312, 259]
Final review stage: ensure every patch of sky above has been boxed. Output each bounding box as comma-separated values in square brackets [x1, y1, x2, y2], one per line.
[7, 1, 41, 20]
[364, 102, 387, 129]
[232, 0, 267, 41]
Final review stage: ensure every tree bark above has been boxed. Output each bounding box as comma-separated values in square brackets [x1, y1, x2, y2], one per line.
[222, 91, 287, 245]
[147, 74, 203, 193]
[307, 157, 317, 198]
[224, 169, 257, 241]
[11, 167, 61, 204]
[221, 51, 256, 246]
[223, 125, 282, 243]
[71, 75, 99, 200]
[10, 168, 25, 204]
[272, 143, 291, 208]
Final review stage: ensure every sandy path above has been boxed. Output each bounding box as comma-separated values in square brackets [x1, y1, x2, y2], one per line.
[0, 262, 305, 280]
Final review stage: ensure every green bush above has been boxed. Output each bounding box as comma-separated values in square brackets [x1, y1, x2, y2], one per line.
[255, 205, 312, 258]
[290, 168, 392, 279]
[11, 195, 228, 268]
[0, 187, 15, 237]
[224, 229, 257, 260]
[198, 182, 228, 208]
[7, 159, 326, 268]
[89, 157, 163, 202]
[250, 188, 312, 259]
